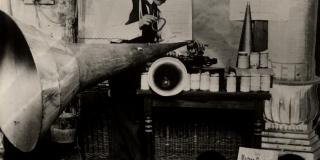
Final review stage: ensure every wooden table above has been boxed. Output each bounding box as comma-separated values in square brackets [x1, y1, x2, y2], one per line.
[137, 90, 271, 160]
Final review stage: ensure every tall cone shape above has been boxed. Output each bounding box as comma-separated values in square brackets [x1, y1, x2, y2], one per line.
[0, 10, 191, 152]
[238, 3, 254, 52]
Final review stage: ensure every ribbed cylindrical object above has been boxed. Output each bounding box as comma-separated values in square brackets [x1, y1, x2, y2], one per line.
[269, 0, 318, 81]
[267, 0, 320, 127]
[264, 84, 319, 125]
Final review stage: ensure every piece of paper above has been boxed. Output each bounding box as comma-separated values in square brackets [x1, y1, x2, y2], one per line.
[78, 0, 192, 42]
[237, 147, 279, 160]
[159, 0, 192, 41]
[78, 0, 133, 41]
[229, 0, 291, 21]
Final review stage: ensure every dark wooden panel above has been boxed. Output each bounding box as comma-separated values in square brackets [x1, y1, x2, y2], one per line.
[150, 98, 257, 110]
[137, 90, 271, 101]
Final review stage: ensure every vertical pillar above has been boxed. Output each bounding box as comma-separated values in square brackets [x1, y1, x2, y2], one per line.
[64, 0, 76, 43]
[263, 1, 320, 158]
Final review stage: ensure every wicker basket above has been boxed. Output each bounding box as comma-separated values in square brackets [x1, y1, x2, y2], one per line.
[77, 85, 112, 160]
[153, 108, 255, 160]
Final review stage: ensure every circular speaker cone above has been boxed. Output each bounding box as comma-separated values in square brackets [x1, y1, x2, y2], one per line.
[148, 57, 187, 96]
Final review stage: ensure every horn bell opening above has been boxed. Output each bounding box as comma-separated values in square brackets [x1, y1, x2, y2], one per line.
[0, 10, 42, 152]
[148, 57, 187, 96]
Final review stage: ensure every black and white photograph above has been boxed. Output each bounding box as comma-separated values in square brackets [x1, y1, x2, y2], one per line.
[0, 0, 319, 160]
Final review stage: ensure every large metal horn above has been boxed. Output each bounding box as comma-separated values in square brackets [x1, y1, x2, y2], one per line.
[0, 10, 191, 152]
[148, 57, 188, 96]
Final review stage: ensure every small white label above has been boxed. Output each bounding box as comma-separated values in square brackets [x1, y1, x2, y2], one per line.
[237, 147, 279, 160]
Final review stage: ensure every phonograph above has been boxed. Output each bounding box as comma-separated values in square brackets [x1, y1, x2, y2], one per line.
[147, 41, 218, 96]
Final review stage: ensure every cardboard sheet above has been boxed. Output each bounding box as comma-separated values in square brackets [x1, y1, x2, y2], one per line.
[237, 147, 278, 160]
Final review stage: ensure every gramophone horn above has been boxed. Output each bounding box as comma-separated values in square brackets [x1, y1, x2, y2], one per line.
[0, 10, 191, 152]
[148, 57, 187, 96]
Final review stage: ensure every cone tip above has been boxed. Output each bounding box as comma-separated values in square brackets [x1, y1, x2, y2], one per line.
[245, 1, 251, 14]
[238, 0, 254, 52]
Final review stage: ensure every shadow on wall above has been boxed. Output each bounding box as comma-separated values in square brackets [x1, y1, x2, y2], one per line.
[193, 0, 242, 68]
